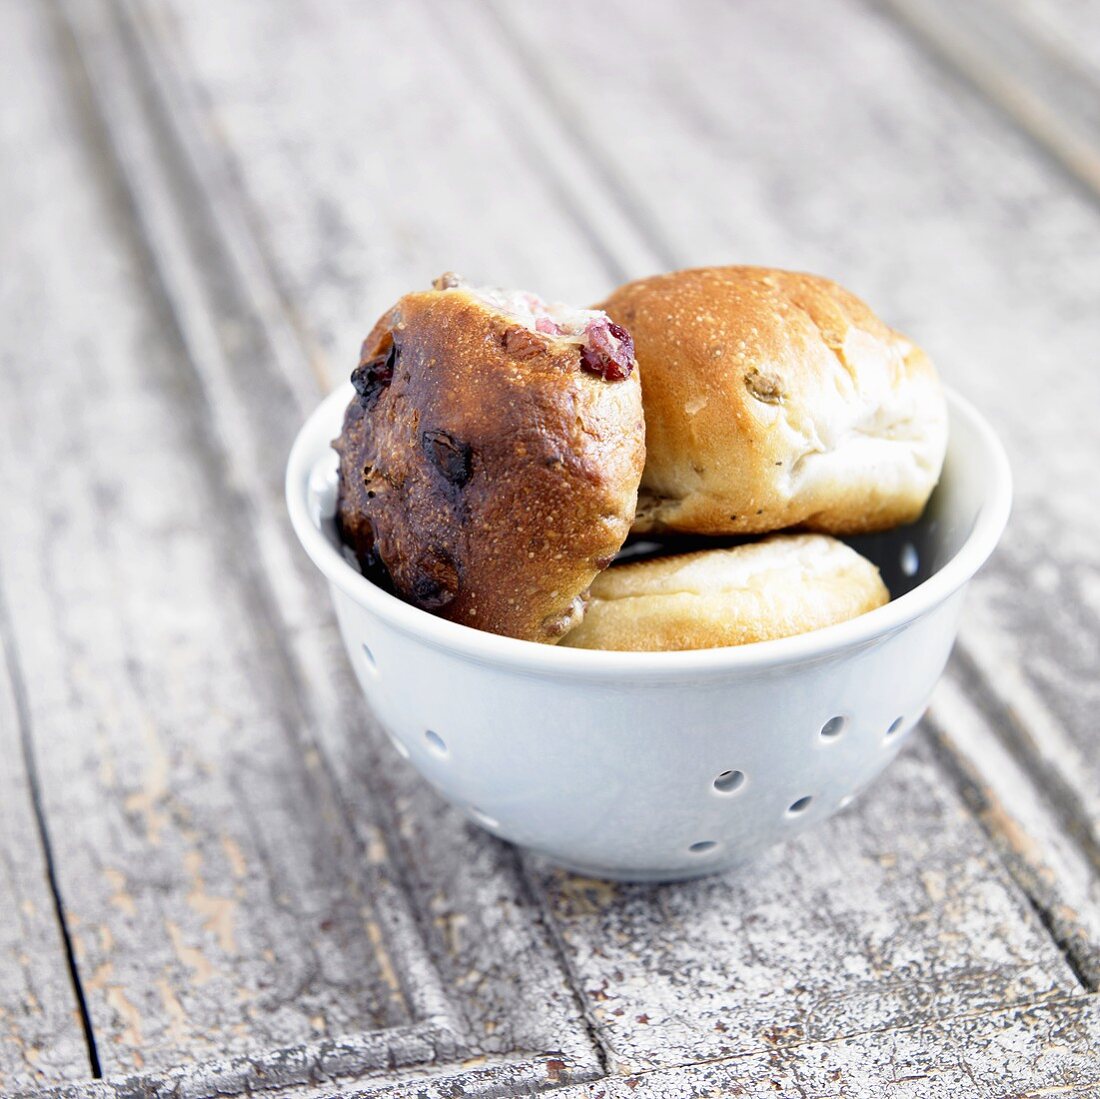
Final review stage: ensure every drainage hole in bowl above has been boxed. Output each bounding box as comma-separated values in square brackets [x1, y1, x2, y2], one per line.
[819, 716, 845, 740]
[361, 642, 378, 674]
[787, 796, 813, 816]
[689, 840, 718, 854]
[885, 716, 905, 740]
[713, 769, 745, 794]
[468, 807, 500, 830]
[900, 543, 919, 577]
[424, 729, 448, 755]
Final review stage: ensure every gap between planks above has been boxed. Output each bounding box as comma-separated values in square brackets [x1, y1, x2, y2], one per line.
[0, 580, 100, 1084]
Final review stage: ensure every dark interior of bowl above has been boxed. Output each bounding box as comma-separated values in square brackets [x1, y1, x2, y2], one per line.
[846, 431, 980, 599]
[616, 518, 938, 602]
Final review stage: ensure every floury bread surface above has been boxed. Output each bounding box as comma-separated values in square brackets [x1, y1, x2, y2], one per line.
[562, 534, 889, 651]
[599, 267, 948, 536]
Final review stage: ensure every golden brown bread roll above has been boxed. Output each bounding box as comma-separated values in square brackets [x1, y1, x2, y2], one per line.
[599, 267, 947, 536]
[561, 534, 889, 651]
[334, 275, 645, 643]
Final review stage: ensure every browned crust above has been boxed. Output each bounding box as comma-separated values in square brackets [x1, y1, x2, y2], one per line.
[599, 266, 946, 536]
[334, 289, 645, 642]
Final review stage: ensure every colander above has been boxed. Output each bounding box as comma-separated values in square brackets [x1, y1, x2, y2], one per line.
[287, 384, 1011, 881]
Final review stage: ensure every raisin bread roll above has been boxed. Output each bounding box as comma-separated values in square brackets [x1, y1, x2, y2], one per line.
[334, 275, 645, 643]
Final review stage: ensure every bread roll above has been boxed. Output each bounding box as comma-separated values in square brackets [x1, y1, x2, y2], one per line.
[599, 267, 947, 535]
[334, 275, 645, 643]
[561, 534, 889, 651]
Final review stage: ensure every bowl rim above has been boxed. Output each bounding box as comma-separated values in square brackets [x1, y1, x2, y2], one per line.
[287, 384, 1011, 678]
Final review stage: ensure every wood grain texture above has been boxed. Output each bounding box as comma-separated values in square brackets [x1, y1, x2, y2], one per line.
[343, 997, 1100, 1098]
[53, 997, 1091, 1099]
[139, 0, 652, 366]
[927, 675, 1100, 989]
[38, 997, 1100, 1099]
[0, 618, 88, 1088]
[883, 0, 1100, 196]
[1005, 0, 1100, 77]
[0, 0, 421, 1081]
[0, 5, 102, 1089]
[529, 738, 1077, 1073]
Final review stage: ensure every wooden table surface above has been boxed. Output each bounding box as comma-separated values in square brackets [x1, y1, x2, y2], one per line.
[2, 1, 1100, 1096]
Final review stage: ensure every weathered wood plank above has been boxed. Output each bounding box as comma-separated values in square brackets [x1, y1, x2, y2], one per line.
[0, 617, 88, 1088]
[344, 997, 1100, 1098]
[0, 5, 101, 1089]
[54, 996, 1091, 1099]
[927, 675, 1100, 989]
[136, 0, 650, 364]
[0, 0, 433, 1082]
[866, 0, 1100, 981]
[32, 993, 1100, 1099]
[1005, 0, 1100, 78]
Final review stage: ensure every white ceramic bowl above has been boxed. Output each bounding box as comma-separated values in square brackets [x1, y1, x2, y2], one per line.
[287, 385, 1011, 881]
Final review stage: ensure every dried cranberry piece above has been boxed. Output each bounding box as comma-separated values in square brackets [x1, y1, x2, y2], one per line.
[580, 320, 635, 381]
[422, 429, 473, 487]
[351, 340, 397, 406]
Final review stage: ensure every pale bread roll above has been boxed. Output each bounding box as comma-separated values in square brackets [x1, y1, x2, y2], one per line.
[562, 534, 889, 651]
[598, 267, 948, 536]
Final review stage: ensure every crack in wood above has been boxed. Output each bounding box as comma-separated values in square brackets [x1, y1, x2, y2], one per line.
[925, 689, 1100, 991]
[0, 580, 103, 1079]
